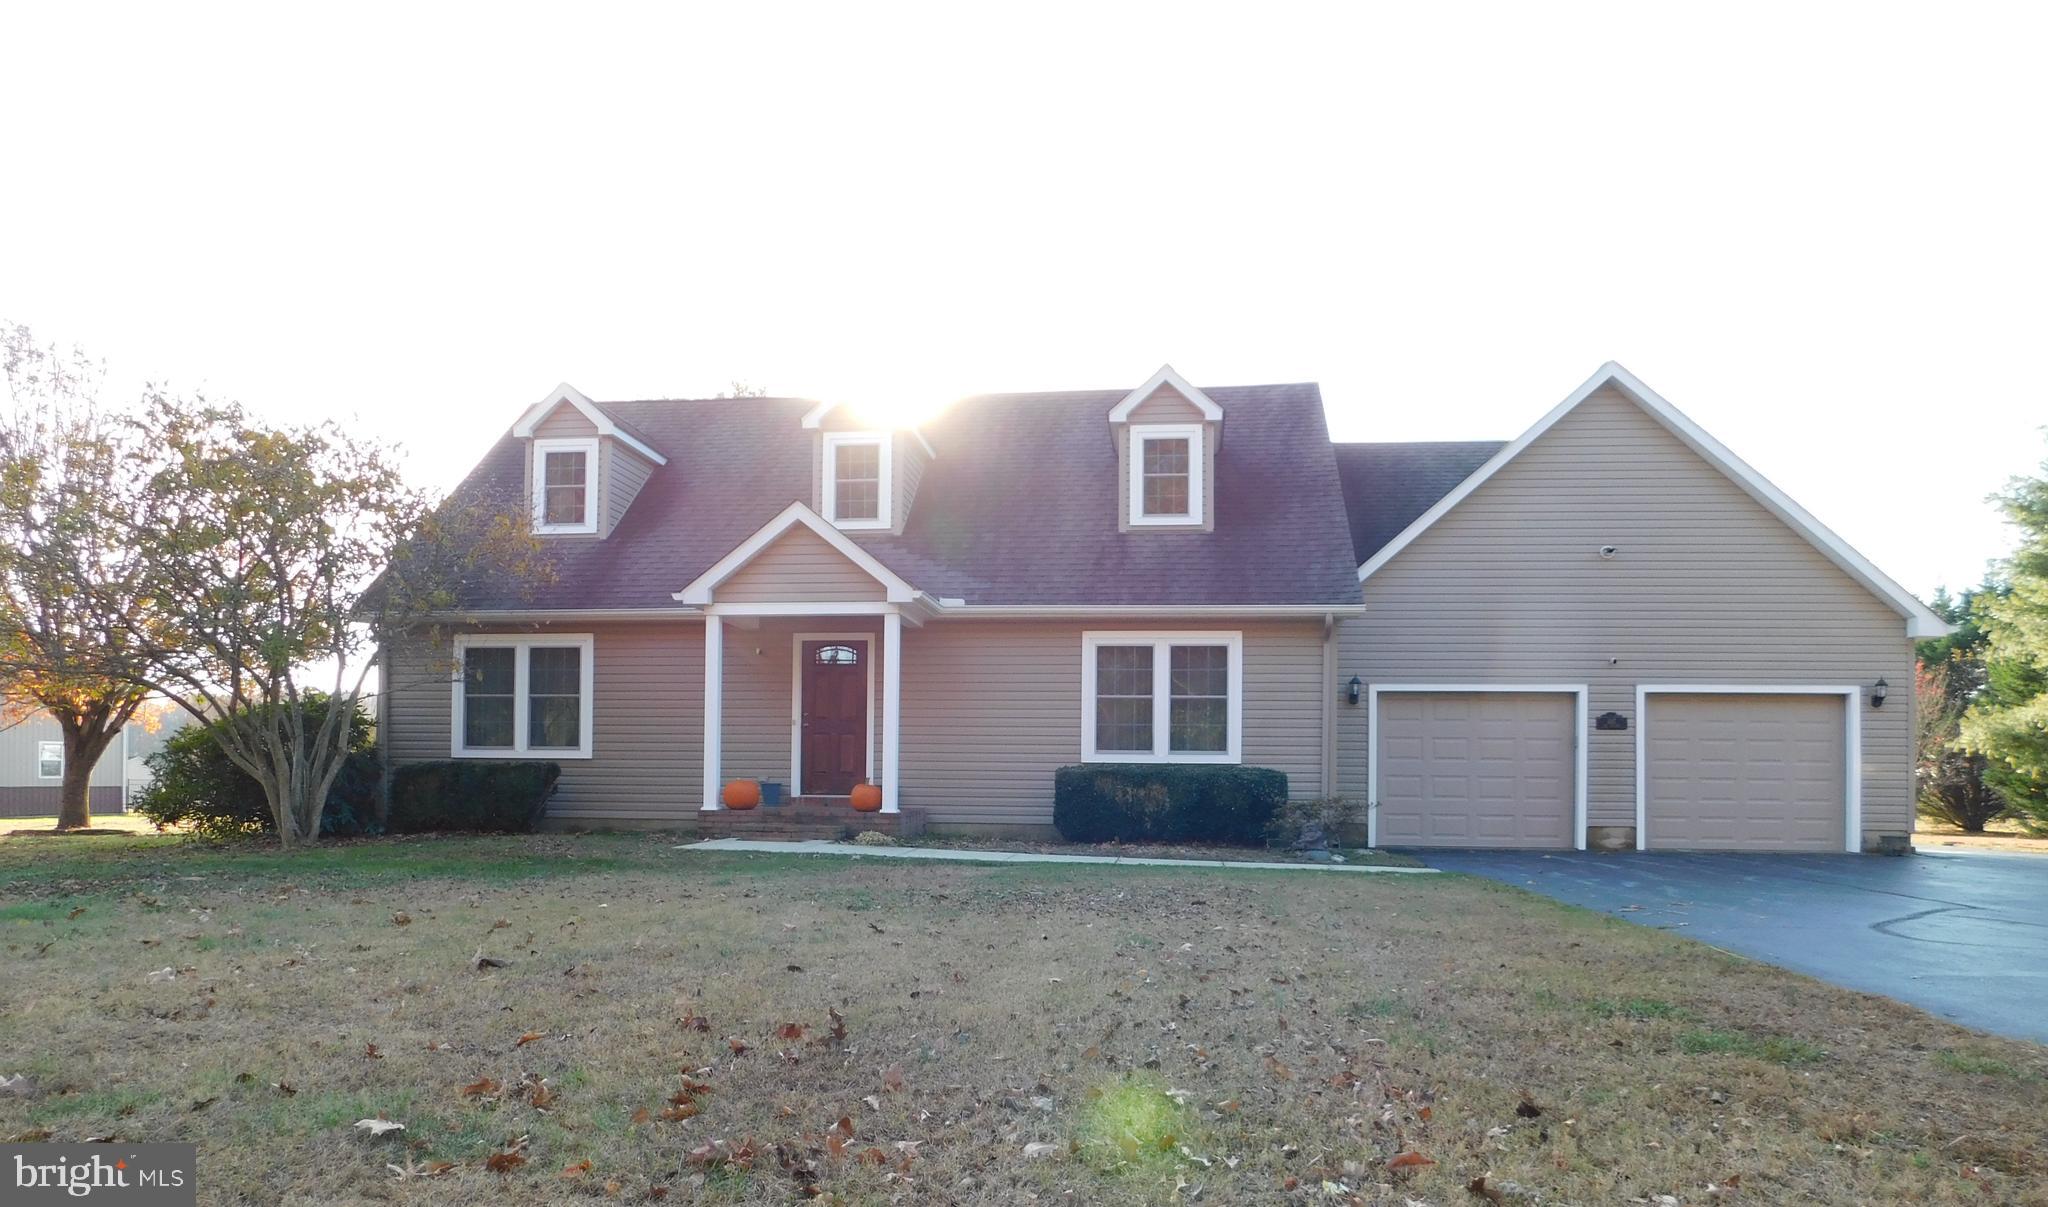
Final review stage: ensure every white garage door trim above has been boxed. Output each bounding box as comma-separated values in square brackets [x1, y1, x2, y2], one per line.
[1367, 684, 1589, 850]
[1633, 684, 1862, 853]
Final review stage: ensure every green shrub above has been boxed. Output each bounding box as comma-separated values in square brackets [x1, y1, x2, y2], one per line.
[1053, 764, 1288, 845]
[132, 696, 378, 840]
[386, 760, 561, 833]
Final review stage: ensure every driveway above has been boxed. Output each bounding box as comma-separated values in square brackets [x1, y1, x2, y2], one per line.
[1418, 849, 2048, 1044]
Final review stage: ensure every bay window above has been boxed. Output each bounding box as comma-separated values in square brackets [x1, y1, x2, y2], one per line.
[1081, 631, 1242, 762]
[452, 634, 594, 758]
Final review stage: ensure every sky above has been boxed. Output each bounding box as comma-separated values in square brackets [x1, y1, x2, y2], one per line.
[1, 2, 2042, 603]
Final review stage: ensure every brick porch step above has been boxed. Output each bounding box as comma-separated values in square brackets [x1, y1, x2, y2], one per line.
[696, 798, 926, 841]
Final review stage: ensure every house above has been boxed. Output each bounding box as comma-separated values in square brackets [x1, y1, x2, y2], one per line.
[0, 706, 188, 818]
[380, 363, 1945, 852]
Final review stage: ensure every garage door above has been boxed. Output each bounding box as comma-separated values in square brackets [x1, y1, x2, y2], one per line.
[1376, 692, 1576, 848]
[1644, 694, 1845, 851]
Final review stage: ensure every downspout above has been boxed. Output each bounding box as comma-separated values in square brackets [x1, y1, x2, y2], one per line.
[1320, 612, 1336, 801]
[120, 720, 130, 812]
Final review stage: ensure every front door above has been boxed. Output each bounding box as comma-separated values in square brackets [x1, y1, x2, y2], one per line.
[800, 640, 868, 795]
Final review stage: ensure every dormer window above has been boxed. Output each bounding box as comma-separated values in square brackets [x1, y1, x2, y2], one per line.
[1129, 424, 1204, 525]
[533, 438, 599, 534]
[823, 431, 892, 530]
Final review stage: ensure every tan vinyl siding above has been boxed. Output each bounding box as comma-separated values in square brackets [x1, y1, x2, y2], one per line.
[384, 624, 703, 822]
[891, 432, 930, 536]
[717, 528, 887, 603]
[901, 620, 1325, 826]
[601, 443, 657, 536]
[1126, 385, 1207, 423]
[532, 405, 599, 437]
[720, 618, 883, 790]
[1333, 385, 1915, 848]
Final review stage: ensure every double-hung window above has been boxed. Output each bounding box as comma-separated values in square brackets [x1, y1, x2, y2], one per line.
[532, 438, 599, 534]
[452, 634, 595, 758]
[1080, 631, 1242, 762]
[823, 431, 891, 529]
[37, 741, 62, 779]
[1128, 424, 1204, 525]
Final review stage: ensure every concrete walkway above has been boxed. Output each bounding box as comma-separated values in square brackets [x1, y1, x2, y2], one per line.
[676, 837, 1439, 873]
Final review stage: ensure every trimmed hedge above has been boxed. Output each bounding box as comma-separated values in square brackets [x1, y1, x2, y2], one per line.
[1053, 764, 1289, 845]
[387, 760, 561, 834]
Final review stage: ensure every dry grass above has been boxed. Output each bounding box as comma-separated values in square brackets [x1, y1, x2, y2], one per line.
[1917, 818, 2048, 856]
[906, 835, 1424, 867]
[3, 832, 2046, 1205]
[1, 813, 166, 836]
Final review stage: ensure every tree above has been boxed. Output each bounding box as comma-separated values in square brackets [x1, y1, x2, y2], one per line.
[715, 380, 771, 398]
[1962, 442, 2048, 829]
[94, 395, 550, 846]
[1914, 582, 2002, 830]
[0, 323, 160, 830]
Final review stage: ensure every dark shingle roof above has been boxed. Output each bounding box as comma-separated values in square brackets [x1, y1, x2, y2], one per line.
[446, 383, 1363, 611]
[1333, 441, 1506, 565]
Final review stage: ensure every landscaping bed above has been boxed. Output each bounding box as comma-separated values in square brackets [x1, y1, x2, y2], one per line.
[2, 830, 2043, 1203]
[906, 834, 1425, 867]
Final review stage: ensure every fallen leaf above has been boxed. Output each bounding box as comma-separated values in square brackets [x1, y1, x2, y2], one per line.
[364, 1043, 383, 1060]
[680, 1013, 710, 1033]
[1516, 1097, 1543, 1119]
[560, 1159, 592, 1178]
[354, 1118, 406, 1138]
[834, 1115, 854, 1137]
[882, 1063, 906, 1092]
[492, 919, 511, 930]
[516, 1031, 544, 1048]
[391, 912, 411, 926]
[630, 1107, 651, 1125]
[485, 1150, 527, 1173]
[471, 946, 507, 971]
[187, 1097, 216, 1112]
[777, 1022, 807, 1041]
[1023, 1142, 1061, 1159]
[273, 1082, 297, 1097]
[1468, 1174, 1506, 1203]
[1388, 1151, 1435, 1171]
[460, 1078, 502, 1098]
[66, 907, 85, 920]
[728, 1037, 750, 1056]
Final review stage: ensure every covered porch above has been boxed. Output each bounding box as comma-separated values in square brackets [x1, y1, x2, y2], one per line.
[676, 501, 929, 830]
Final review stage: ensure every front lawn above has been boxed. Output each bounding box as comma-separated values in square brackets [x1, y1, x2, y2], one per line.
[2, 833, 2043, 1204]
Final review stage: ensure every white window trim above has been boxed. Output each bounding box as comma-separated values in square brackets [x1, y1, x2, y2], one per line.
[1364, 684, 1590, 851]
[1128, 424, 1204, 526]
[1634, 684, 1862, 853]
[822, 431, 893, 530]
[450, 633, 596, 759]
[531, 437, 600, 535]
[788, 632, 876, 795]
[1079, 630, 1243, 764]
[37, 740, 63, 780]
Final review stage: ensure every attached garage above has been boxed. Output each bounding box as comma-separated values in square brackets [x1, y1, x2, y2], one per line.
[1370, 688, 1585, 849]
[1639, 689, 1856, 852]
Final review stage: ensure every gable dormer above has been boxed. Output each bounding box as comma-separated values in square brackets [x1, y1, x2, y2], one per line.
[800, 402, 934, 536]
[1110, 365, 1222, 532]
[511, 383, 668, 538]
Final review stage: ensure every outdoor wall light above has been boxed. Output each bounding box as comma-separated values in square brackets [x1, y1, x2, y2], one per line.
[1872, 677, 1888, 708]
[1347, 676, 1362, 706]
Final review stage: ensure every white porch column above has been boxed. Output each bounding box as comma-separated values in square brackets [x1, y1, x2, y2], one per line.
[881, 609, 902, 813]
[701, 614, 724, 810]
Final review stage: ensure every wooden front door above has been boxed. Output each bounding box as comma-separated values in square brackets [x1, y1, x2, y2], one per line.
[800, 640, 868, 795]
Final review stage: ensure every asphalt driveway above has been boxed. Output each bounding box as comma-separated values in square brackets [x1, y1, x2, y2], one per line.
[1419, 849, 2048, 1043]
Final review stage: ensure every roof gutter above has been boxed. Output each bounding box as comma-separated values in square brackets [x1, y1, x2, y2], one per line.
[414, 602, 1365, 624]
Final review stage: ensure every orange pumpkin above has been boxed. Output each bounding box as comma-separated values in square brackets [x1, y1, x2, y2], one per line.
[849, 782, 883, 812]
[722, 779, 762, 809]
